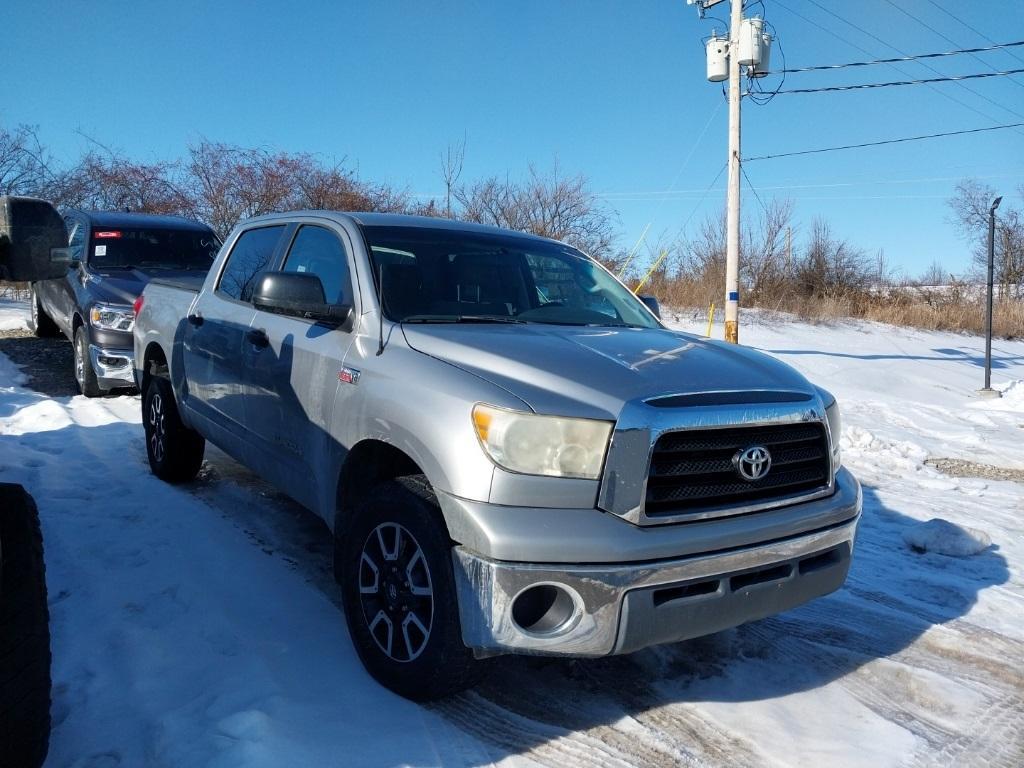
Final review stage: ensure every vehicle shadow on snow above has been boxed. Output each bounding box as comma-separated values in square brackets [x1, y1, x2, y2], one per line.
[767, 345, 1024, 369]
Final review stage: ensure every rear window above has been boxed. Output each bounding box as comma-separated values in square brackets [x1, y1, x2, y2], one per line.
[89, 227, 220, 271]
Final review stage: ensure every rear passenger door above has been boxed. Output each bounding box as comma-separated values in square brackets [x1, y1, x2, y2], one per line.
[182, 224, 287, 438]
[242, 222, 359, 509]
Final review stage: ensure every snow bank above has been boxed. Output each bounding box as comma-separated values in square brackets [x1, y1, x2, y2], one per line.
[0, 297, 30, 331]
[903, 518, 992, 557]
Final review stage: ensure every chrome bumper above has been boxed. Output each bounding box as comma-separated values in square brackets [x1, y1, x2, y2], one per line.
[451, 478, 861, 658]
[88, 345, 135, 390]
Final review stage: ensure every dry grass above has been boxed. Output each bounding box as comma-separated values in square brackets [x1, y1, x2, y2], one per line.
[642, 276, 1024, 339]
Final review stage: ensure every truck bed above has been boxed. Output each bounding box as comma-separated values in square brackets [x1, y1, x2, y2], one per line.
[147, 275, 205, 294]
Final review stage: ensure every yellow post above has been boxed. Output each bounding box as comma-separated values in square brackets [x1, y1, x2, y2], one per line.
[705, 302, 715, 338]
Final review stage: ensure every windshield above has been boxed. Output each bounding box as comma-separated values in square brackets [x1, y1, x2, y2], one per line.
[362, 225, 660, 329]
[89, 227, 220, 270]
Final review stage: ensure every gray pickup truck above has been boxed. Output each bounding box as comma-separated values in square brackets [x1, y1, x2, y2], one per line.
[134, 211, 861, 700]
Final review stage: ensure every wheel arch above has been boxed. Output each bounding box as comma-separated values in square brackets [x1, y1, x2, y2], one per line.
[141, 341, 169, 395]
[333, 439, 427, 538]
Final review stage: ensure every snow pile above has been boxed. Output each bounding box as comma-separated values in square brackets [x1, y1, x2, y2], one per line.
[903, 518, 992, 557]
[0, 297, 30, 331]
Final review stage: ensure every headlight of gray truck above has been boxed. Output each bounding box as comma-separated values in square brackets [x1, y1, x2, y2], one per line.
[472, 404, 613, 480]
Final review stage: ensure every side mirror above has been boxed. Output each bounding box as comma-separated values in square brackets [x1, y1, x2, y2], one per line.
[0, 196, 70, 282]
[252, 271, 353, 329]
[639, 294, 661, 319]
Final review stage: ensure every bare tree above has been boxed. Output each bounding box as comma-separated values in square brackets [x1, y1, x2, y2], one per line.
[948, 178, 1024, 296]
[440, 137, 465, 219]
[51, 147, 188, 214]
[794, 218, 871, 298]
[918, 260, 949, 287]
[0, 124, 54, 196]
[743, 199, 794, 303]
[185, 140, 410, 238]
[455, 162, 616, 261]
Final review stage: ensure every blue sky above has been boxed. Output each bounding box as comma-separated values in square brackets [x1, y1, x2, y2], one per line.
[3, 0, 1022, 277]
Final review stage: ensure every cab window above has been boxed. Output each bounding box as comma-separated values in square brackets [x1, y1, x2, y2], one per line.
[281, 226, 352, 306]
[217, 225, 285, 302]
[65, 216, 85, 262]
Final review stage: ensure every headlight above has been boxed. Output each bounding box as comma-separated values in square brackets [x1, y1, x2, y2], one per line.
[90, 303, 135, 332]
[472, 404, 613, 480]
[821, 390, 842, 471]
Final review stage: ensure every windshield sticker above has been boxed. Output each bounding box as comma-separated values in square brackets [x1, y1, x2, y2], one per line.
[94, 245, 107, 257]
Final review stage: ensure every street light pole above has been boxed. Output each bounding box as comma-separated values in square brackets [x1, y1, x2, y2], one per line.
[980, 195, 1002, 398]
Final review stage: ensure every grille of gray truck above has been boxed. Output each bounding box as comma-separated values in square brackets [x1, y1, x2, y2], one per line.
[645, 423, 831, 518]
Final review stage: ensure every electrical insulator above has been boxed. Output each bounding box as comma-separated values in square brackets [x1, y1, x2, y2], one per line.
[706, 35, 729, 82]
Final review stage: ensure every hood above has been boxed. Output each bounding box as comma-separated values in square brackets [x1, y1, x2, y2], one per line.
[85, 267, 203, 306]
[401, 323, 816, 420]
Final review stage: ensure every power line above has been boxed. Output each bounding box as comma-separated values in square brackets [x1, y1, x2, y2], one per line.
[922, 0, 1024, 68]
[801, 0, 1024, 121]
[743, 122, 1024, 162]
[764, 39, 1024, 75]
[878, 0, 1024, 90]
[773, 0, 1024, 130]
[597, 171, 1024, 199]
[772, 68, 1024, 95]
[740, 165, 769, 215]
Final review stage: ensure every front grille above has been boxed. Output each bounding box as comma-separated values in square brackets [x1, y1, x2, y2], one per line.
[645, 423, 831, 518]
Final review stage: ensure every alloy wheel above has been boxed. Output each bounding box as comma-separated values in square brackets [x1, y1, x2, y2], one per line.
[148, 392, 166, 464]
[74, 336, 85, 389]
[358, 522, 434, 662]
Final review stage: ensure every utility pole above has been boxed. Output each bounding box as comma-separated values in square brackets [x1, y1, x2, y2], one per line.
[724, 0, 743, 344]
[979, 195, 1002, 398]
[785, 226, 792, 273]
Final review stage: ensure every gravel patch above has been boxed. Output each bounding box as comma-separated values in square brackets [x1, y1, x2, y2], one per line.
[925, 457, 1024, 483]
[0, 328, 80, 397]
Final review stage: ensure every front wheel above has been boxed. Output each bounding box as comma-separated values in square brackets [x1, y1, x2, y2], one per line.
[143, 376, 205, 483]
[339, 475, 481, 701]
[73, 326, 101, 397]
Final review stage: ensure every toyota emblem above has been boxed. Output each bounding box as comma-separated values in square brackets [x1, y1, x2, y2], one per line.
[733, 445, 772, 481]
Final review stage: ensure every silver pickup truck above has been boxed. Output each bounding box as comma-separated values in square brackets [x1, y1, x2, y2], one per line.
[134, 211, 861, 700]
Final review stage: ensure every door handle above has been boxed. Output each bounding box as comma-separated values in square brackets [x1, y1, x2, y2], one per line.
[247, 328, 269, 348]
[187, 313, 204, 327]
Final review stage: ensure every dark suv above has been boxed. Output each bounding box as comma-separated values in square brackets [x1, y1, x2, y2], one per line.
[29, 210, 219, 396]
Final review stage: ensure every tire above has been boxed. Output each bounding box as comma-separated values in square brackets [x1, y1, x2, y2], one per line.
[143, 376, 205, 483]
[339, 475, 482, 701]
[0, 484, 52, 768]
[27, 285, 58, 338]
[73, 325, 102, 398]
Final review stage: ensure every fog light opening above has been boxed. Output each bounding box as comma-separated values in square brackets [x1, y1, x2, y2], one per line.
[511, 583, 578, 635]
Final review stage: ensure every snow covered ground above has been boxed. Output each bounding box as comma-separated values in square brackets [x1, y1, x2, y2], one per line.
[1, 296, 1022, 767]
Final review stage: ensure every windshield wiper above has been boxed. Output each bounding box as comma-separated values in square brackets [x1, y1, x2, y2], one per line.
[402, 314, 526, 324]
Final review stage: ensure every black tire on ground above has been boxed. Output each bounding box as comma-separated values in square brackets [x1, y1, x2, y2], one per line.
[27, 285, 58, 338]
[143, 375, 205, 483]
[0, 484, 52, 768]
[73, 325, 101, 398]
[339, 475, 482, 701]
